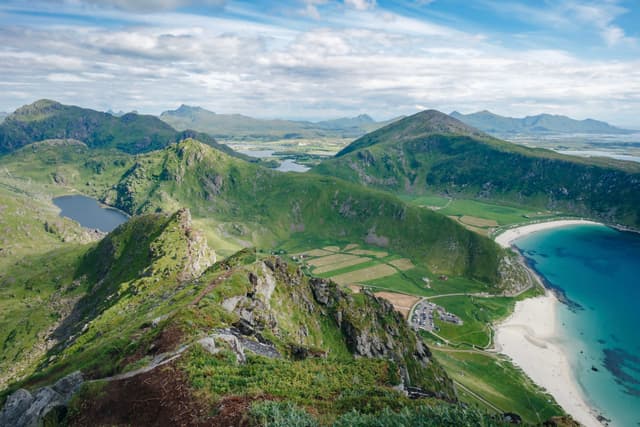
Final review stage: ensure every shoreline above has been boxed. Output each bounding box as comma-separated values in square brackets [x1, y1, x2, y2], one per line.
[494, 219, 603, 249]
[494, 219, 606, 426]
[494, 292, 603, 426]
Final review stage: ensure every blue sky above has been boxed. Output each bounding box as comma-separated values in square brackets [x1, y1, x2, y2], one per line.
[0, 0, 638, 126]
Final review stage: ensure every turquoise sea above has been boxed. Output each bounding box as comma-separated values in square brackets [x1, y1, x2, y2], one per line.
[515, 225, 640, 427]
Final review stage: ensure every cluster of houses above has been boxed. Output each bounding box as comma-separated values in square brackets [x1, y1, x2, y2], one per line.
[411, 300, 462, 332]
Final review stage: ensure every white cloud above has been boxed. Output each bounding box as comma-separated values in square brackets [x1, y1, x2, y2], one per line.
[53, 0, 226, 13]
[0, 3, 638, 126]
[344, 0, 376, 11]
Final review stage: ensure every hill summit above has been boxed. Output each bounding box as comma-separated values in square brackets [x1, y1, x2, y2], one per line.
[336, 110, 485, 157]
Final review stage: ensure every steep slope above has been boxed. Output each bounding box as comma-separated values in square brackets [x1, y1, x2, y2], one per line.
[0, 212, 469, 426]
[0, 100, 249, 159]
[105, 138, 505, 283]
[315, 110, 640, 228]
[160, 104, 395, 139]
[451, 110, 633, 135]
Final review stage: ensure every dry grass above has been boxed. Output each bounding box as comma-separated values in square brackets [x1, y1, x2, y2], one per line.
[307, 253, 363, 268]
[322, 246, 341, 252]
[389, 258, 415, 271]
[348, 285, 362, 293]
[448, 216, 490, 236]
[348, 249, 388, 258]
[312, 256, 370, 274]
[330, 264, 396, 285]
[374, 291, 420, 319]
[294, 249, 333, 258]
[344, 243, 359, 251]
[459, 215, 498, 228]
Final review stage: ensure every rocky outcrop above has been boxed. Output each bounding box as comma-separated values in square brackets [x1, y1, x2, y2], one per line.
[0, 371, 83, 427]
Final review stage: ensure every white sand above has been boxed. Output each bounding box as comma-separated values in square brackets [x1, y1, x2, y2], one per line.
[494, 220, 602, 248]
[495, 293, 602, 426]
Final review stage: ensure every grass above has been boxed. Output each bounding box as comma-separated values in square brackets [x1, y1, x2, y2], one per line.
[429, 296, 516, 348]
[398, 194, 450, 208]
[432, 349, 564, 424]
[439, 199, 558, 226]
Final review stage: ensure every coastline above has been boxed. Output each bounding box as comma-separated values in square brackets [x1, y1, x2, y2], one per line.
[494, 219, 603, 249]
[494, 292, 602, 427]
[494, 220, 604, 426]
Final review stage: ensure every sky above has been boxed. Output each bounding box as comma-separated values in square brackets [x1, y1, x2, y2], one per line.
[0, 0, 639, 126]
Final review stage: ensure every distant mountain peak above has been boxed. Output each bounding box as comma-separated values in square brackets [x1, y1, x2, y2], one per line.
[451, 110, 632, 135]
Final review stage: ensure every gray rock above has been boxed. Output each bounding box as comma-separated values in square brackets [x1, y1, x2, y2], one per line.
[198, 336, 217, 354]
[0, 389, 33, 427]
[0, 371, 83, 427]
[221, 295, 243, 312]
[52, 371, 83, 401]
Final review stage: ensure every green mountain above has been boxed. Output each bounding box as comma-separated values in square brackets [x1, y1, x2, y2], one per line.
[0, 133, 569, 425]
[160, 104, 397, 140]
[0, 100, 250, 159]
[0, 138, 506, 283]
[0, 206, 468, 425]
[314, 110, 640, 228]
[450, 110, 633, 135]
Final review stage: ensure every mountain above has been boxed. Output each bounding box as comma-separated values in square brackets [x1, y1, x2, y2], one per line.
[314, 110, 640, 228]
[0, 205, 467, 425]
[0, 138, 508, 284]
[160, 104, 396, 139]
[0, 112, 7, 123]
[450, 110, 633, 135]
[0, 100, 250, 159]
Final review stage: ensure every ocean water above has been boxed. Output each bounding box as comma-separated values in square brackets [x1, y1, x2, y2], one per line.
[515, 225, 640, 426]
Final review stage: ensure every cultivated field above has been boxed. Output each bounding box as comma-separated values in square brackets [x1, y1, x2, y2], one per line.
[389, 258, 415, 271]
[348, 249, 388, 258]
[331, 264, 396, 285]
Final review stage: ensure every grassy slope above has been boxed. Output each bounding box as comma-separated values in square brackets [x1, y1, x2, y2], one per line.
[1, 211, 467, 424]
[314, 110, 640, 228]
[0, 100, 255, 161]
[0, 138, 507, 285]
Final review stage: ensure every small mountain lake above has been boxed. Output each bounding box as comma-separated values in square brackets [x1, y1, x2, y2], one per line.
[53, 195, 129, 232]
[236, 149, 311, 172]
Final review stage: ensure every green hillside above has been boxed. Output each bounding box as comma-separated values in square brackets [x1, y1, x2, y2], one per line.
[0, 138, 506, 284]
[315, 110, 640, 228]
[0, 209, 470, 424]
[0, 100, 250, 159]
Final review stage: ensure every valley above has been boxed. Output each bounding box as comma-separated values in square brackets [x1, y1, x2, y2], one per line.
[0, 99, 634, 426]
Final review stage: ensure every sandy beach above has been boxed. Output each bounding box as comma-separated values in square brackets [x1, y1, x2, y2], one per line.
[495, 293, 602, 426]
[494, 220, 602, 248]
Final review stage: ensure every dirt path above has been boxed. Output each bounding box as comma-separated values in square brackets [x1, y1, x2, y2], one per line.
[190, 270, 232, 307]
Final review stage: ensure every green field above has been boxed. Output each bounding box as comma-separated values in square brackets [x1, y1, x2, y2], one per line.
[439, 199, 558, 226]
[399, 194, 450, 208]
[430, 295, 516, 348]
[433, 349, 564, 424]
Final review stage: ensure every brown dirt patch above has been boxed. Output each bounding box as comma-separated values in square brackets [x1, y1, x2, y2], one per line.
[70, 362, 214, 427]
[389, 258, 415, 271]
[374, 292, 420, 319]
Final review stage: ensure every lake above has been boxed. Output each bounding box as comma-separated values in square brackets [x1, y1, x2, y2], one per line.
[236, 149, 311, 172]
[53, 195, 129, 232]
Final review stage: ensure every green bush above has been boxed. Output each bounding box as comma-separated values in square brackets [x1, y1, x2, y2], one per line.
[249, 401, 319, 427]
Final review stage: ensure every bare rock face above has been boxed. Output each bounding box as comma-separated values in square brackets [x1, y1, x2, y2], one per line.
[0, 371, 83, 427]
